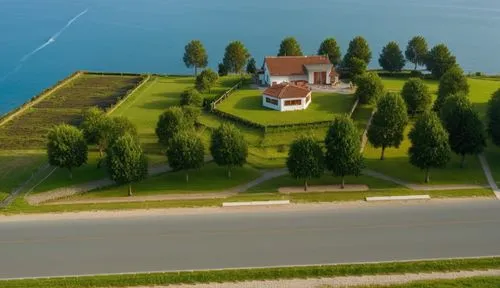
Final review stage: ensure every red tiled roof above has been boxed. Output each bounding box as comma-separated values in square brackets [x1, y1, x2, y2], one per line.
[263, 83, 311, 99]
[265, 56, 331, 76]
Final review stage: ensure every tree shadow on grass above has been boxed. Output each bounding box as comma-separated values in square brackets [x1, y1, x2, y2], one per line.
[140, 99, 179, 110]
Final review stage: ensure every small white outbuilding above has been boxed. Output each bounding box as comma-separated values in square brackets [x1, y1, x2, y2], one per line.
[262, 83, 312, 112]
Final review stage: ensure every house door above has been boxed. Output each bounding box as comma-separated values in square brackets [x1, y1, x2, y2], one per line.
[314, 72, 327, 84]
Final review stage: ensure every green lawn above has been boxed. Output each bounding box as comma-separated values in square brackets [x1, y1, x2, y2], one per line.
[217, 88, 356, 126]
[74, 162, 261, 198]
[247, 173, 401, 193]
[31, 151, 107, 194]
[0, 150, 46, 195]
[364, 124, 487, 185]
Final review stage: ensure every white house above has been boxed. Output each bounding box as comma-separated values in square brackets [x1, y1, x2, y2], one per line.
[262, 83, 312, 112]
[260, 56, 338, 86]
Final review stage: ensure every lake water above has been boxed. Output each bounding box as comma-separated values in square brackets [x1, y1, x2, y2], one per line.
[1, 0, 500, 115]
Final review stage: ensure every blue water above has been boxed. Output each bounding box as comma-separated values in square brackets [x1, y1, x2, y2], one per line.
[1, 0, 500, 114]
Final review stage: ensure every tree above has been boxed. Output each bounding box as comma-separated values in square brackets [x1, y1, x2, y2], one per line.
[80, 107, 106, 146]
[286, 136, 324, 191]
[222, 41, 250, 74]
[278, 37, 303, 56]
[440, 95, 486, 167]
[354, 72, 384, 104]
[344, 36, 372, 65]
[183, 40, 208, 76]
[81, 109, 137, 161]
[106, 133, 148, 196]
[182, 105, 201, 126]
[324, 115, 364, 188]
[47, 124, 88, 179]
[342, 57, 367, 78]
[405, 36, 429, 70]
[218, 63, 228, 76]
[210, 123, 248, 178]
[156, 107, 192, 147]
[425, 44, 457, 79]
[166, 132, 205, 182]
[195, 68, 219, 93]
[378, 41, 405, 73]
[408, 111, 451, 183]
[401, 78, 432, 116]
[246, 58, 257, 74]
[488, 89, 500, 146]
[318, 37, 342, 66]
[180, 88, 203, 107]
[434, 66, 469, 112]
[368, 93, 409, 160]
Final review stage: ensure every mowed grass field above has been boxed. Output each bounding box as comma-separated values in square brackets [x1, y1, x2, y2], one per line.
[367, 76, 500, 185]
[216, 87, 356, 126]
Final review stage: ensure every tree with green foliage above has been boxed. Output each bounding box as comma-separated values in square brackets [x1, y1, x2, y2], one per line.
[354, 72, 384, 104]
[378, 41, 406, 73]
[401, 78, 432, 116]
[425, 44, 457, 79]
[286, 136, 324, 191]
[109, 116, 138, 141]
[344, 36, 372, 65]
[80, 107, 107, 151]
[246, 58, 257, 74]
[434, 66, 469, 112]
[223, 41, 250, 74]
[47, 124, 88, 179]
[183, 40, 208, 76]
[106, 133, 148, 196]
[218, 63, 228, 76]
[166, 132, 205, 182]
[180, 88, 203, 107]
[488, 89, 500, 146]
[440, 95, 486, 167]
[210, 123, 248, 178]
[181, 105, 201, 126]
[156, 107, 192, 147]
[324, 115, 364, 188]
[195, 68, 218, 93]
[408, 111, 451, 183]
[278, 37, 303, 56]
[342, 57, 367, 78]
[368, 93, 409, 160]
[405, 36, 429, 70]
[318, 38, 342, 66]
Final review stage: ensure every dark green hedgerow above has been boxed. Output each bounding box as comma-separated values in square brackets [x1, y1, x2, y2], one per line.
[1, 257, 499, 288]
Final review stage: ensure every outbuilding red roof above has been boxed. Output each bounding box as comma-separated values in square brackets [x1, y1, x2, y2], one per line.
[263, 83, 311, 99]
[264, 56, 331, 76]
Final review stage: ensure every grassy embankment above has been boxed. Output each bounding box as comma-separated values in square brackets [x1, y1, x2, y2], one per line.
[0, 257, 498, 288]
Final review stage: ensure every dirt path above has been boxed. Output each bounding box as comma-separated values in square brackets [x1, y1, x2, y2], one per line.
[131, 269, 500, 288]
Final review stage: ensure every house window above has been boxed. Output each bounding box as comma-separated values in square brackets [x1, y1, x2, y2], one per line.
[284, 99, 302, 106]
[266, 97, 278, 105]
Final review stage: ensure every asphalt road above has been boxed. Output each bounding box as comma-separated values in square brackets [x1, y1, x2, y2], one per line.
[1, 200, 500, 279]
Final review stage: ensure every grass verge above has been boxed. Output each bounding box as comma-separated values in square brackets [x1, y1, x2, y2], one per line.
[0, 257, 499, 288]
[353, 276, 500, 287]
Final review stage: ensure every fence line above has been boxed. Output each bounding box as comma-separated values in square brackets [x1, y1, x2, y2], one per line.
[106, 74, 151, 115]
[211, 81, 243, 110]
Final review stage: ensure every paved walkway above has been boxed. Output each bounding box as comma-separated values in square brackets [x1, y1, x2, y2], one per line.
[38, 168, 288, 206]
[156, 269, 500, 288]
[479, 154, 500, 199]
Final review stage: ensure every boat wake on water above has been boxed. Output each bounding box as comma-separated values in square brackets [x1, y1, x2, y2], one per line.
[0, 9, 89, 82]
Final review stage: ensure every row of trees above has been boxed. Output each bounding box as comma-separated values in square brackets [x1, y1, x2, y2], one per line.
[155, 106, 248, 181]
[47, 109, 147, 195]
[287, 115, 364, 190]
